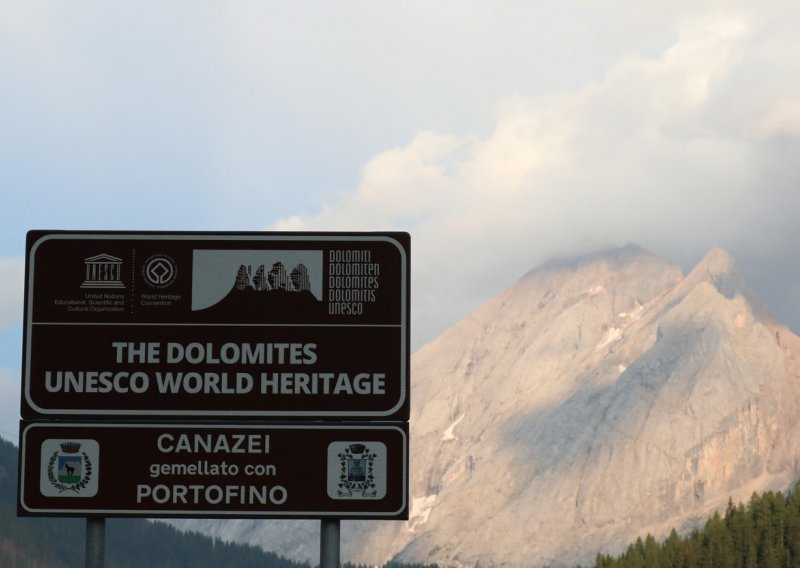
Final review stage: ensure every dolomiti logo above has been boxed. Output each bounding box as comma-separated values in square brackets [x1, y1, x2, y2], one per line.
[191, 249, 324, 313]
[40, 439, 100, 497]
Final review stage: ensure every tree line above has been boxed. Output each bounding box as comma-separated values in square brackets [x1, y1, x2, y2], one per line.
[584, 484, 800, 568]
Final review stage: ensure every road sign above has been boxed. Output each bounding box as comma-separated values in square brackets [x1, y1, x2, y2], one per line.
[18, 422, 408, 519]
[22, 231, 410, 419]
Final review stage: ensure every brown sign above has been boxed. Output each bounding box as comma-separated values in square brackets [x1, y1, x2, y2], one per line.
[18, 422, 408, 519]
[22, 231, 410, 419]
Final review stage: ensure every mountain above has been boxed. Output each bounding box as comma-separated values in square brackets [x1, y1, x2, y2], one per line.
[176, 245, 800, 567]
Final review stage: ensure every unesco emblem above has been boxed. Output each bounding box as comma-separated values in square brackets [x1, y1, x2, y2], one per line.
[40, 439, 100, 497]
[81, 253, 125, 289]
[143, 254, 177, 288]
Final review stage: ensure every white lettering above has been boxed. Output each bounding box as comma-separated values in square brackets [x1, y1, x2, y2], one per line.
[135, 484, 287, 506]
[259, 372, 385, 395]
[44, 371, 149, 393]
[156, 434, 270, 454]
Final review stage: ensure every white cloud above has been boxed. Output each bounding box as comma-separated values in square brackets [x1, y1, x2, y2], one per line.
[2, 2, 798, 349]
[272, 6, 800, 348]
[754, 98, 800, 139]
[0, 258, 24, 328]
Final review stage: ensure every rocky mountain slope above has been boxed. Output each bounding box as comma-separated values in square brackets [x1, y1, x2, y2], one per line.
[176, 245, 800, 567]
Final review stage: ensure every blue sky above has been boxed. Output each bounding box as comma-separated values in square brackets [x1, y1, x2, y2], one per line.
[2, 1, 800, 441]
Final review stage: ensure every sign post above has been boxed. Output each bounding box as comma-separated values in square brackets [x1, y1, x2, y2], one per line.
[86, 518, 104, 568]
[19, 231, 410, 565]
[320, 519, 341, 568]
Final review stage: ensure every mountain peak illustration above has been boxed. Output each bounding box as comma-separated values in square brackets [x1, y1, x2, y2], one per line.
[196, 262, 321, 321]
[173, 245, 800, 567]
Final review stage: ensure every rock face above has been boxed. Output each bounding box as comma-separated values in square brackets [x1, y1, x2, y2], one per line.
[174, 245, 800, 567]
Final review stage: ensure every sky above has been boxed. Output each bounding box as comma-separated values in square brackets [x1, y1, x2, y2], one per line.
[1, 1, 799, 442]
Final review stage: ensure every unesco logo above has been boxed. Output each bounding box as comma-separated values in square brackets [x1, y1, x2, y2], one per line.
[142, 254, 177, 288]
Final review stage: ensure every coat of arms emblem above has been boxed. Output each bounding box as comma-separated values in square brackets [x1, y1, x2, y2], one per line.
[40, 439, 100, 497]
[327, 441, 387, 500]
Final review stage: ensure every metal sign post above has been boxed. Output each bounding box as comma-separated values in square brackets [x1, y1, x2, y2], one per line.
[85, 517, 105, 568]
[320, 518, 340, 568]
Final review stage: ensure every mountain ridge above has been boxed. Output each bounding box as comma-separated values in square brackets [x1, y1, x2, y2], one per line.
[176, 245, 800, 568]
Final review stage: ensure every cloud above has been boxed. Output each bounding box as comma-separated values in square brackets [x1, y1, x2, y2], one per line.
[0, 258, 24, 328]
[272, 6, 800, 348]
[0, 2, 634, 237]
[2, 2, 797, 349]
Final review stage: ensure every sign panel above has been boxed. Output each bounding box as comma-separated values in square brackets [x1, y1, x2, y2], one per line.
[18, 422, 408, 519]
[22, 231, 410, 419]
